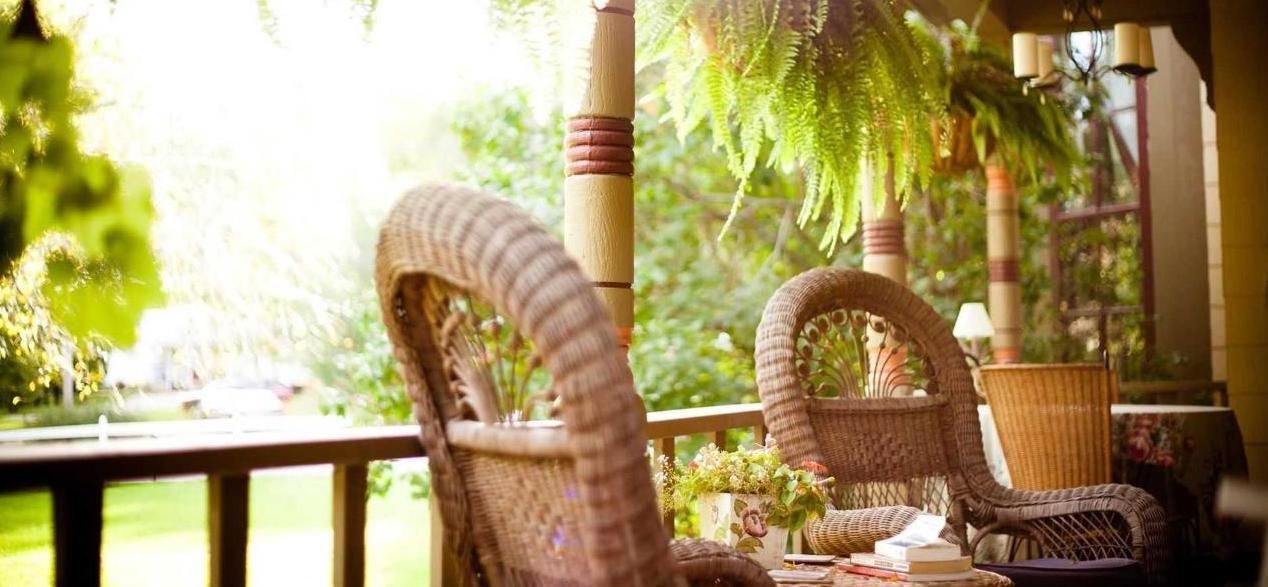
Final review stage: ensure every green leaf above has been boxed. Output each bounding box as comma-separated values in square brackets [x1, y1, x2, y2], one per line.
[736, 536, 763, 553]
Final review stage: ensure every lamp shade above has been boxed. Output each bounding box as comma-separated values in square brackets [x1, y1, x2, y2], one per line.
[1113, 22, 1141, 73]
[1035, 41, 1055, 84]
[953, 302, 996, 339]
[1012, 32, 1038, 79]
[1137, 27, 1157, 74]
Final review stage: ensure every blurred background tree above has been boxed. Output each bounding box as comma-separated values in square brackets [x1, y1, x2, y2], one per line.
[0, 0, 162, 409]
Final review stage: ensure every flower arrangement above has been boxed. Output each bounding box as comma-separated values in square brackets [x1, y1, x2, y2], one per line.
[659, 443, 833, 538]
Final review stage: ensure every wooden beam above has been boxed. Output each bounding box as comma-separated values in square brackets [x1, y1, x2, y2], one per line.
[1007, 0, 1207, 33]
[209, 473, 249, 587]
[333, 464, 368, 587]
[53, 481, 103, 587]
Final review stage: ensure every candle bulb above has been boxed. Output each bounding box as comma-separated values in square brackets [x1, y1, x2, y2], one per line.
[1012, 32, 1038, 79]
[1114, 22, 1141, 74]
[1137, 27, 1157, 75]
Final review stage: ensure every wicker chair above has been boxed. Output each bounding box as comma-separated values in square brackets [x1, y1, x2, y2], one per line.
[979, 364, 1113, 491]
[754, 268, 1169, 585]
[376, 183, 773, 587]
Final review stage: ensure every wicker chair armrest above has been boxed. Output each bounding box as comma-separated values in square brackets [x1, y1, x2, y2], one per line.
[982, 483, 1169, 585]
[671, 538, 775, 587]
[804, 506, 961, 555]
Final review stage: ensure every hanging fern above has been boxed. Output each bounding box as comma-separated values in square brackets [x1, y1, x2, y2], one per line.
[640, 0, 942, 250]
[911, 17, 1078, 183]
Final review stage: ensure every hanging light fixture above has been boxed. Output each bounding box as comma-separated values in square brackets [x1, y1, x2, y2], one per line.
[1011, 0, 1157, 87]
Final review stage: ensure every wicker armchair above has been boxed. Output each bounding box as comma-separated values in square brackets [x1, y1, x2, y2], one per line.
[376, 183, 772, 587]
[980, 364, 1113, 491]
[754, 268, 1169, 584]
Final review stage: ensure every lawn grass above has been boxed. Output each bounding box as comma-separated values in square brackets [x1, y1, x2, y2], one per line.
[0, 470, 429, 586]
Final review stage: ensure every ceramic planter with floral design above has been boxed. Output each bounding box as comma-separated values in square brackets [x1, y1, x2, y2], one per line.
[698, 493, 789, 569]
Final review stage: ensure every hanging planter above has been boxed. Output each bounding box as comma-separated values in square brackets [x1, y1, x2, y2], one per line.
[930, 111, 981, 176]
[640, 0, 942, 250]
[912, 17, 1077, 184]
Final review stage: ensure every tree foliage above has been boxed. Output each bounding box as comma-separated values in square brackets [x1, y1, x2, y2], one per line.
[0, 1, 162, 406]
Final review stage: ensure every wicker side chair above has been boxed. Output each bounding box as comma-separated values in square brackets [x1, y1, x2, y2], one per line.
[980, 364, 1113, 491]
[376, 184, 773, 587]
[754, 268, 1169, 585]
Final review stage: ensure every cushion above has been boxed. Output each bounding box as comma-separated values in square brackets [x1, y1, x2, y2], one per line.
[975, 558, 1143, 587]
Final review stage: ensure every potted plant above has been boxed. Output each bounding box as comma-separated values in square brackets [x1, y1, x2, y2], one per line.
[909, 16, 1078, 183]
[660, 443, 833, 569]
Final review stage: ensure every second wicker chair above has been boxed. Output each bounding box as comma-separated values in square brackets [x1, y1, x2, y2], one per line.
[377, 184, 772, 587]
[754, 268, 1169, 585]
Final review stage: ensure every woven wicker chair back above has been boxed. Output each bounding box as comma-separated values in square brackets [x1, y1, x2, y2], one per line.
[981, 364, 1113, 490]
[756, 269, 991, 526]
[375, 184, 674, 586]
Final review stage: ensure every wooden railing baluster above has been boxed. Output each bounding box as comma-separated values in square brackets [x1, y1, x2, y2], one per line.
[713, 430, 728, 450]
[209, 473, 250, 587]
[753, 422, 767, 447]
[334, 463, 368, 587]
[654, 436, 676, 529]
[53, 480, 103, 587]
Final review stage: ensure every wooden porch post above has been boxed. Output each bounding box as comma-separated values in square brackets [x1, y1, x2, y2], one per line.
[986, 158, 1022, 364]
[861, 158, 914, 396]
[861, 159, 907, 286]
[563, 0, 636, 350]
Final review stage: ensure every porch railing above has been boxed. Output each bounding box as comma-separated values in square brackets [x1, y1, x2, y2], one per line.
[0, 403, 765, 587]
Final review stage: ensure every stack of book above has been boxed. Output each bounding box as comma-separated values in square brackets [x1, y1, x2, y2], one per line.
[836, 538, 975, 582]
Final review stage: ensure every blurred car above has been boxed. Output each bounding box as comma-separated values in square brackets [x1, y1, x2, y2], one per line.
[185, 382, 285, 418]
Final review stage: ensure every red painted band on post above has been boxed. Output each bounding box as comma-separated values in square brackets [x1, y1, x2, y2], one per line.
[566, 117, 635, 177]
[565, 130, 634, 148]
[988, 260, 1020, 282]
[566, 117, 633, 132]
[566, 161, 634, 176]
[993, 347, 1021, 363]
[591, 281, 632, 289]
[566, 145, 634, 163]
[862, 221, 906, 256]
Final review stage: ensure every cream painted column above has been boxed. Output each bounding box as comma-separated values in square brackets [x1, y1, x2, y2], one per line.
[861, 161, 906, 285]
[1209, 0, 1268, 482]
[563, 0, 635, 348]
[861, 160, 913, 396]
[986, 159, 1022, 364]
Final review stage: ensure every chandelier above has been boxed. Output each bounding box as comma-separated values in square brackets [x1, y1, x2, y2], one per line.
[1011, 0, 1157, 88]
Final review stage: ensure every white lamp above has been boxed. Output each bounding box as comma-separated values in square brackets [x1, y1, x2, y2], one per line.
[1012, 32, 1039, 79]
[953, 302, 995, 360]
[1137, 27, 1157, 75]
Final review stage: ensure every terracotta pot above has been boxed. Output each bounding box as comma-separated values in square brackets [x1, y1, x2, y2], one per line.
[931, 112, 984, 176]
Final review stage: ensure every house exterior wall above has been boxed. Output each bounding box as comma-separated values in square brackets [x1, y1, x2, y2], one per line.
[1146, 27, 1211, 380]
[1209, 0, 1268, 482]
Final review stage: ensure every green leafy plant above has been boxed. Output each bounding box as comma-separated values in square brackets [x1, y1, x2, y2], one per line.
[640, 0, 942, 250]
[910, 16, 1077, 183]
[660, 443, 832, 534]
